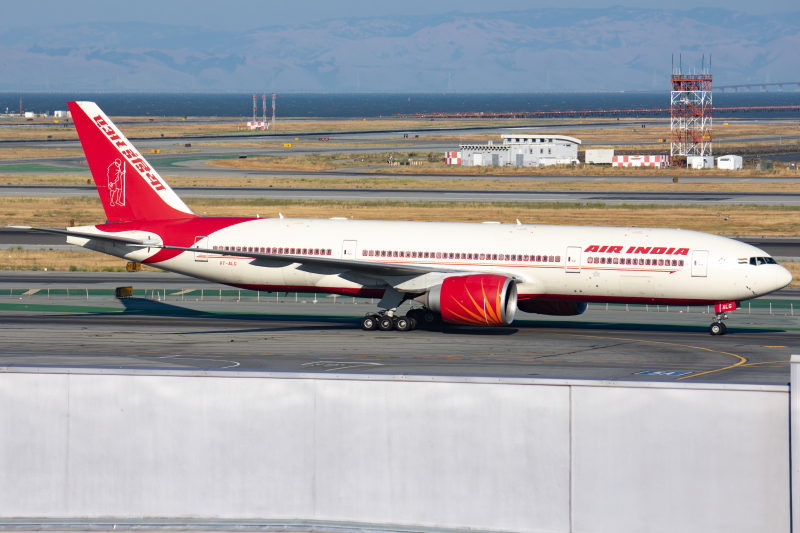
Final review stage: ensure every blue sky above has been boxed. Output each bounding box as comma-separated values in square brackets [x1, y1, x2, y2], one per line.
[1, 0, 797, 31]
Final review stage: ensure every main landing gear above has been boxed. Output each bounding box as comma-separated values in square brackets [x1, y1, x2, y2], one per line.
[709, 314, 729, 336]
[361, 308, 441, 332]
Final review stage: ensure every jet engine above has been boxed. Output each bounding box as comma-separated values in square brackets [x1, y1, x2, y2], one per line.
[517, 300, 587, 316]
[416, 274, 517, 326]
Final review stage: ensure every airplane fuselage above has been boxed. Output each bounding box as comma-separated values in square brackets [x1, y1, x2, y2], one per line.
[71, 217, 790, 306]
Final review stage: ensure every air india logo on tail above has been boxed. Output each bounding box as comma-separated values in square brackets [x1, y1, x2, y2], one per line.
[107, 158, 125, 206]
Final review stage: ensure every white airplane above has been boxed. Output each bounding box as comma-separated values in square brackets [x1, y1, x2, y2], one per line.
[18, 102, 792, 336]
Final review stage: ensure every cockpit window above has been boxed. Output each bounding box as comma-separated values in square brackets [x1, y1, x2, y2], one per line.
[750, 256, 778, 265]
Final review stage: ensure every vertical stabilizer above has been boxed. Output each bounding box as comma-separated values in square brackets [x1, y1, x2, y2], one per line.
[68, 101, 195, 223]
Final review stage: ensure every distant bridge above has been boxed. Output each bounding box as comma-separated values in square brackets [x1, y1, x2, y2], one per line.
[393, 105, 800, 119]
[714, 82, 800, 92]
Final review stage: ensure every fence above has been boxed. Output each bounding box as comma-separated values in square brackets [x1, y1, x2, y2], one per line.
[3, 287, 797, 316]
[1, 288, 377, 305]
[0, 365, 792, 533]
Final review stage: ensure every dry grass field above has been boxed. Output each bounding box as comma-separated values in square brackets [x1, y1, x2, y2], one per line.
[0, 248, 164, 273]
[3, 196, 800, 235]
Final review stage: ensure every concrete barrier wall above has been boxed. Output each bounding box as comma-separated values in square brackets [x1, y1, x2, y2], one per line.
[0, 368, 790, 533]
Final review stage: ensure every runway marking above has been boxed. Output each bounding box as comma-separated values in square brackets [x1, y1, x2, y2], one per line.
[521, 330, 748, 380]
[741, 179, 752, 182]
[738, 359, 790, 367]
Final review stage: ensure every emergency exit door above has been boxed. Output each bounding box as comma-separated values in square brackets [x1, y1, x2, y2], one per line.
[566, 247, 581, 273]
[691, 250, 708, 277]
[341, 240, 357, 260]
[194, 236, 209, 262]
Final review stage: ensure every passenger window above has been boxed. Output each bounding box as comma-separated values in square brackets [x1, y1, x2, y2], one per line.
[613, 258, 618, 264]
[646, 259, 651, 265]
[679, 260, 684, 266]
[588, 257, 593, 263]
[393, 251, 398, 257]
[658, 259, 664, 266]
[412, 252, 417, 258]
[492, 254, 497, 260]
[424, 252, 429, 258]
[524, 255, 529, 261]
[449, 253, 454, 259]
[381, 251, 386, 257]
[327, 249, 332, 255]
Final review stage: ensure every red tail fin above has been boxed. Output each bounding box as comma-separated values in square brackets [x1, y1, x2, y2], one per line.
[68, 101, 195, 223]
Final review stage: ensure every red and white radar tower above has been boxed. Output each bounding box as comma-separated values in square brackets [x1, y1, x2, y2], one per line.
[670, 55, 712, 166]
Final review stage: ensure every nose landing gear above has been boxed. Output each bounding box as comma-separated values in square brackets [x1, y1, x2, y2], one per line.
[709, 314, 729, 336]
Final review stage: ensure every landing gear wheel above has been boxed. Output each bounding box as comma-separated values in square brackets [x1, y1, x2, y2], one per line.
[408, 317, 418, 330]
[395, 317, 412, 332]
[720, 322, 727, 335]
[378, 316, 395, 331]
[361, 315, 378, 331]
[709, 322, 724, 336]
[422, 311, 440, 326]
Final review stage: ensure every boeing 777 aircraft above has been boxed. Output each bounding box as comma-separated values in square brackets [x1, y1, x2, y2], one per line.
[17, 102, 793, 335]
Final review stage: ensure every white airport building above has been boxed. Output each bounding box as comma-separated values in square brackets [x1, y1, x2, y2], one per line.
[455, 134, 580, 166]
[716, 154, 743, 170]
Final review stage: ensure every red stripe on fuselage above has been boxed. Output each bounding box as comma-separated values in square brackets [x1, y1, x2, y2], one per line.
[97, 216, 254, 263]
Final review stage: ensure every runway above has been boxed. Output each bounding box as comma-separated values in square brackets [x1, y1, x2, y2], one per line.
[3, 184, 800, 205]
[0, 296, 796, 384]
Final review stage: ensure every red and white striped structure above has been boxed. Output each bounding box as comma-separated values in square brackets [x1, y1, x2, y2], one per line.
[445, 151, 461, 165]
[612, 155, 669, 168]
[247, 121, 267, 130]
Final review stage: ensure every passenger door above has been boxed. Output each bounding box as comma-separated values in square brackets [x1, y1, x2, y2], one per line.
[341, 240, 357, 260]
[691, 250, 708, 277]
[194, 236, 209, 262]
[566, 247, 581, 273]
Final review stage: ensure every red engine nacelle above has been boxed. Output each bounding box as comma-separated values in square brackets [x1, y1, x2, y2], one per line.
[517, 300, 587, 316]
[419, 274, 517, 326]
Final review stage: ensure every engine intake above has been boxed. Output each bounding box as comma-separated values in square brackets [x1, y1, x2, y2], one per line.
[417, 274, 517, 326]
[517, 300, 587, 316]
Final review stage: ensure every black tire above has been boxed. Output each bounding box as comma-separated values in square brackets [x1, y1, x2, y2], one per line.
[709, 323, 723, 336]
[395, 317, 412, 332]
[361, 315, 378, 331]
[422, 311, 439, 326]
[720, 322, 727, 335]
[408, 316, 418, 330]
[378, 316, 395, 331]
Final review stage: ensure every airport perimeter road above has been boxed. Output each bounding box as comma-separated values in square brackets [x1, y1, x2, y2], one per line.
[3, 183, 800, 205]
[0, 297, 796, 383]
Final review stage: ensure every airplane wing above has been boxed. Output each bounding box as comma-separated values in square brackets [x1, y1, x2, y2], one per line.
[155, 244, 465, 278]
[10, 226, 159, 245]
[17, 226, 524, 283]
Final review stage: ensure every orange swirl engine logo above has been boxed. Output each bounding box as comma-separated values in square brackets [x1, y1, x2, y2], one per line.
[434, 274, 518, 326]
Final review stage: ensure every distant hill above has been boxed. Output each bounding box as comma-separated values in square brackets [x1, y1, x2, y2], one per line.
[1, 7, 798, 92]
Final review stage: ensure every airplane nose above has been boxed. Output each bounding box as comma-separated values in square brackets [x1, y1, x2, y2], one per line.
[777, 266, 793, 289]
